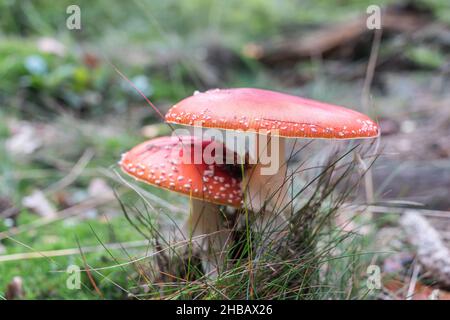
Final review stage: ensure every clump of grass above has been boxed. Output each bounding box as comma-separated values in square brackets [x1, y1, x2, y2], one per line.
[116, 140, 379, 300]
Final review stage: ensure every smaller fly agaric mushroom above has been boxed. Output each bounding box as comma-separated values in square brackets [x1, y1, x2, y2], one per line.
[165, 88, 380, 220]
[119, 135, 243, 274]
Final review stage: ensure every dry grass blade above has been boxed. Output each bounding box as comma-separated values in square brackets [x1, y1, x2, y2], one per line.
[44, 148, 95, 194]
[0, 240, 150, 263]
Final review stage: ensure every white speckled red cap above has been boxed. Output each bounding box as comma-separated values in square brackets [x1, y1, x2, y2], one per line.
[165, 88, 380, 139]
[119, 136, 243, 207]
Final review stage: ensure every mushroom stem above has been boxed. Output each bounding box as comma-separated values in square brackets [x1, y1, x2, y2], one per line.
[184, 199, 230, 276]
[243, 136, 291, 248]
[244, 136, 290, 214]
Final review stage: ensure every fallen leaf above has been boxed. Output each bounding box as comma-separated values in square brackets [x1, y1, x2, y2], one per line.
[87, 178, 114, 200]
[383, 253, 414, 273]
[384, 278, 450, 300]
[6, 121, 42, 155]
[37, 37, 66, 56]
[22, 190, 56, 218]
[82, 52, 100, 68]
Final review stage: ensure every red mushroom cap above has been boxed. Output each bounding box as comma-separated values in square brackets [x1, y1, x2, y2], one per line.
[119, 136, 243, 207]
[165, 88, 379, 139]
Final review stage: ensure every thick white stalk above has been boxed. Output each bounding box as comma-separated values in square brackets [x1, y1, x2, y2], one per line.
[243, 136, 290, 214]
[183, 199, 230, 276]
[243, 136, 290, 248]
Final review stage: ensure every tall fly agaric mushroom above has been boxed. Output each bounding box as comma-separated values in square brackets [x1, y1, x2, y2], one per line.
[119, 135, 242, 273]
[165, 88, 380, 218]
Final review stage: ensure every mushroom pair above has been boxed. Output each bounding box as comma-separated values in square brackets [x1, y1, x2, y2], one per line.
[120, 135, 243, 275]
[165, 88, 379, 225]
[121, 88, 379, 274]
